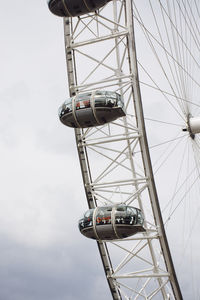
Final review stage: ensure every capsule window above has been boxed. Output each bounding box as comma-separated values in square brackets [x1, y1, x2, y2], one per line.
[94, 91, 107, 108]
[137, 211, 143, 225]
[106, 98, 117, 107]
[115, 214, 124, 224]
[65, 101, 72, 112]
[76, 93, 91, 100]
[106, 207, 112, 211]
[76, 99, 90, 109]
[84, 209, 94, 218]
[95, 91, 106, 96]
[94, 97, 107, 107]
[78, 218, 93, 230]
[116, 94, 124, 108]
[96, 207, 111, 225]
[78, 209, 94, 230]
[116, 206, 126, 211]
[106, 91, 117, 98]
[75, 93, 91, 110]
[115, 206, 125, 224]
[107, 91, 122, 108]
[59, 99, 72, 116]
[127, 207, 133, 214]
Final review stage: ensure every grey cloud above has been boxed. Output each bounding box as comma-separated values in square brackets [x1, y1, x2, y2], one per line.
[0, 235, 110, 300]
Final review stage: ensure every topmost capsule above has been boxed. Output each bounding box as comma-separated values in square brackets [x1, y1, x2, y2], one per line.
[47, 0, 111, 17]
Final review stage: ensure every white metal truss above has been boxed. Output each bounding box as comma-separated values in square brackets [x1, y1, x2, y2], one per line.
[63, 0, 182, 299]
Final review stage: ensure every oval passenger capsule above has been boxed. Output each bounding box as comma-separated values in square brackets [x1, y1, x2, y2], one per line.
[47, 0, 111, 17]
[78, 205, 145, 240]
[59, 90, 125, 128]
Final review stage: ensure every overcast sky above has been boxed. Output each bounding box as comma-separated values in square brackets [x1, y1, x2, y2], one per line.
[0, 1, 113, 299]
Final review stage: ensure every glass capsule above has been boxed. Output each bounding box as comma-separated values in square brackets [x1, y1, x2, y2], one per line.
[59, 90, 125, 128]
[79, 205, 145, 240]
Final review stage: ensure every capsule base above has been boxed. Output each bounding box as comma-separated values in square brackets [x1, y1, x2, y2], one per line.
[48, 0, 111, 17]
[81, 224, 146, 240]
[60, 107, 125, 128]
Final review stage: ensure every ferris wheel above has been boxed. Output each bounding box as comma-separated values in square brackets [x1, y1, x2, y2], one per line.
[47, 0, 200, 299]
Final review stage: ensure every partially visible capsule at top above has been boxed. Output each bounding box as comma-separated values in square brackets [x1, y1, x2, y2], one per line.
[47, 0, 111, 17]
[58, 90, 125, 128]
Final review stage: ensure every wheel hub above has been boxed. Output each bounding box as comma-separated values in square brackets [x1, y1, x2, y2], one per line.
[182, 116, 200, 139]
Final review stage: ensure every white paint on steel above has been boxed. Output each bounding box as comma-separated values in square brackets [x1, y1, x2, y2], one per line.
[189, 117, 200, 134]
[61, 1, 183, 299]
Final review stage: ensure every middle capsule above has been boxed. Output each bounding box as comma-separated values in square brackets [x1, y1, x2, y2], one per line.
[59, 90, 126, 128]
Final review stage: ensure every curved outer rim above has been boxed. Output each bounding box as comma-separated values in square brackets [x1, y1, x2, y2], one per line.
[125, 0, 182, 298]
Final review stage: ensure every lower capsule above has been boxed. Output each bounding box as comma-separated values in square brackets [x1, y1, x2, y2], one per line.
[79, 205, 145, 240]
